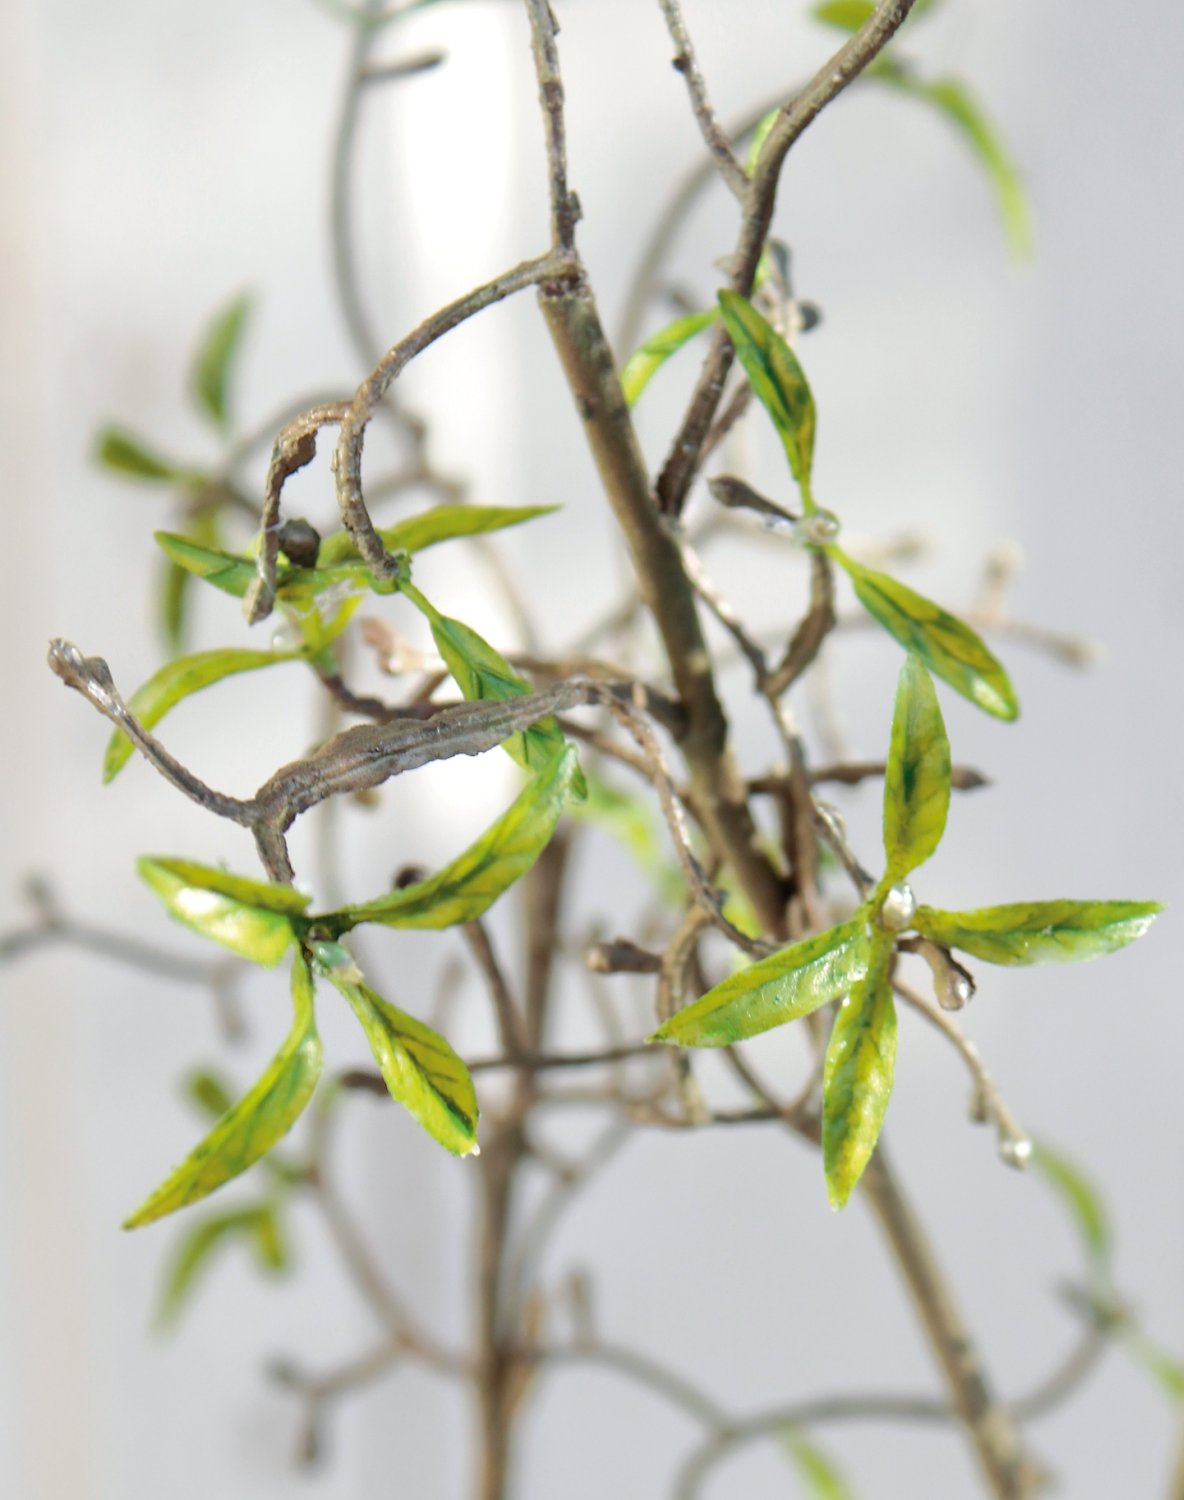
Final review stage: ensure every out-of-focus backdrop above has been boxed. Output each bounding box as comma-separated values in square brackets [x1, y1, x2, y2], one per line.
[2, 1, 1181, 1496]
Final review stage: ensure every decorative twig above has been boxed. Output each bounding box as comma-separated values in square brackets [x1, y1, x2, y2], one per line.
[657, 0, 748, 199]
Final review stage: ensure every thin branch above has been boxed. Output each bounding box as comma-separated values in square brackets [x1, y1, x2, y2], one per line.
[657, 0, 748, 199]
[805, 760, 989, 792]
[522, 0, 580, 251]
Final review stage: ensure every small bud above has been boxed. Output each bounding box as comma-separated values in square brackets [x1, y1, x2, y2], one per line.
[792, 509, 841, 547]
[879, 882, 917, 932]
[277, 518, 321, 568]
[936, 968, 975, 1011]
[998, 1130, 1032, 1170]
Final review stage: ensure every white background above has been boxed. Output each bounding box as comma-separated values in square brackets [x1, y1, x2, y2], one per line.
[1, 1, 1181, 1496]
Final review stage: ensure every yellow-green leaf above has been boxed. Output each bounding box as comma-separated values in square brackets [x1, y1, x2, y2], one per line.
[882, 654, 950, 879]
[154, 531, 402, 606]
[125, 955, 322, 1227]
[191, 291, 251, 430]
[95, 427, 199, 486]
[833, 552, 1019, 720]
[649, 918, 871, 1049]
[779, 1427, 857, 1500]
[157, 1203, 283, 1326]
[401, 582, 573, 780]
[570, 771, 684, 905]
[319, 745, 581, 935]
[814, 0, 940, 33]
[1029, 1140, 1112, 1276]
[876, 66, 1030, 259]
[104, 648, 302, 782]
[620, 309, 717, 408]
[912, 900, 1161, 966]
[317, 504, 557, 566]
[325, 972, 478, 1156]
[718, 290, 816, 499]
[823, 934, 897, 1209]
[138, 857, 310, 966]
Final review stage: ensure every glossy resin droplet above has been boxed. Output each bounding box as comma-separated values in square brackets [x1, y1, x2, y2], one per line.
[879, 882, 917, 932]
[793, 509, 841, 547]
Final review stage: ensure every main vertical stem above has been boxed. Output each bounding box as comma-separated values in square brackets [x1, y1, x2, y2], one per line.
[862, 1150, 1038, 1499]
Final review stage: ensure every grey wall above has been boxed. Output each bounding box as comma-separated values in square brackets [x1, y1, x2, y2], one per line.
[1, 1, 1181, 1496]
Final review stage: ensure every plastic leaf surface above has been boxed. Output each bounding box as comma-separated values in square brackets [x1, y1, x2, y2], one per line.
[124, 955, 322, 1228]
[317, 504, 557, 565]
[320, 746, 581, 935]
[154, 532, 400, 606]
[157, 1204, 284, 1326]
[1029, 1140, 1112, 1276]
[779, 1427, 857, 1500]
[402, 583, 572, 779]
[718, 291, 816, 496]
[834, 552, 1018, 720]
[912, 900, 1161, 966]
[882, 654, 950, 878]
[620, 309, 717, 407]
[96, 427, 196, 486]
[876, 67, 1030, 258]
[138, 857, 310, 966]
[823, 934, 897, 1209]
[191, 291, 251, 429]
[103, 648, 302, 782]
[649, 919, 871, 1049]
[326, 973, 478, 1157]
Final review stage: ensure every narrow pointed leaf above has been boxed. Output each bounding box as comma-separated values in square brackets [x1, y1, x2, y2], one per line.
[324, 972, 478, 1156]
[620, 309, 717, 408]
[192, 291, 251, 429]
[718, 290, 816, 495]
[882, 654, 950, 878]
[104, 648, 301, 782]
[154, 531, 401, 606]
[96, 427, 198, 486]
[320, 745, 580, 935]
[250, 1208, 289, 1273]
[570, 772, 684, 905]
[184, 1069, 235, 1121]
[912, 900, 1161, 966]
[876, 68, 1030, 258]
[402, 582, 573, 779]
[1029, 1140, 1112, 1276]
[125, 956, 322, 1227]
[815, 0, 939, 33]
[138, 857, 310, 966]
[317, 504, 557, 566]
[157, 1204, 277, 1325]
[1122, 1331, 1184, 1402]
[779, 1427, 857, 1500]
[834, 552, 1019, 720]
[745, 108, 780, 173]
[823, 934, 897, 1209]
[650, 918, 871, 1049]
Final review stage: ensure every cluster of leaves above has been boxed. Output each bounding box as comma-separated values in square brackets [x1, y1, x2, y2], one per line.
[652, 652, 1159, 1207]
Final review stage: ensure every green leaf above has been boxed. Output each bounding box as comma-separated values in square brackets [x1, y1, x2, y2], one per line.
[125, 955, 322, 1227]
[317, 504, 557, 566]
[137, 857, 310, 966]
[876, 68, 1030, 259]
[882, 654, 950, 879]
[823, 934, 897, 1208]
[718, 290, 817, 499]
[649, 918, 871, 1049]
[814, 0, 940, 33]
[744, 108, 780, 173]
[154, 531, 402, 607]
[157, 1203, 282, 1326]
[1029, 1140, 1112, 1276]
[184, 1069, 235, 1121]
[570, 772, 684, 905]
[95, 427, 198, 486]
[323, 971, 478, 1156]
[1122, 1330, 1184, 1403]
[103, 648, 302, 782]
[619, 309, 717, 408]
[779, 1427, 857, 1500]
[912, 900, 1162, 966]
[191, 291, 251, 430]
[833, 552, 1019, 720]
[401, 582, 573, 780]
[319, 745, 581, 935]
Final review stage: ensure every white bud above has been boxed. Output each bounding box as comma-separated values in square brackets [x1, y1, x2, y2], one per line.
[998, 1130, 1032, 1170]
[793, 509, 841, 547]
[879, 882, 917, 932]
[936, 969, 975, 1011]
